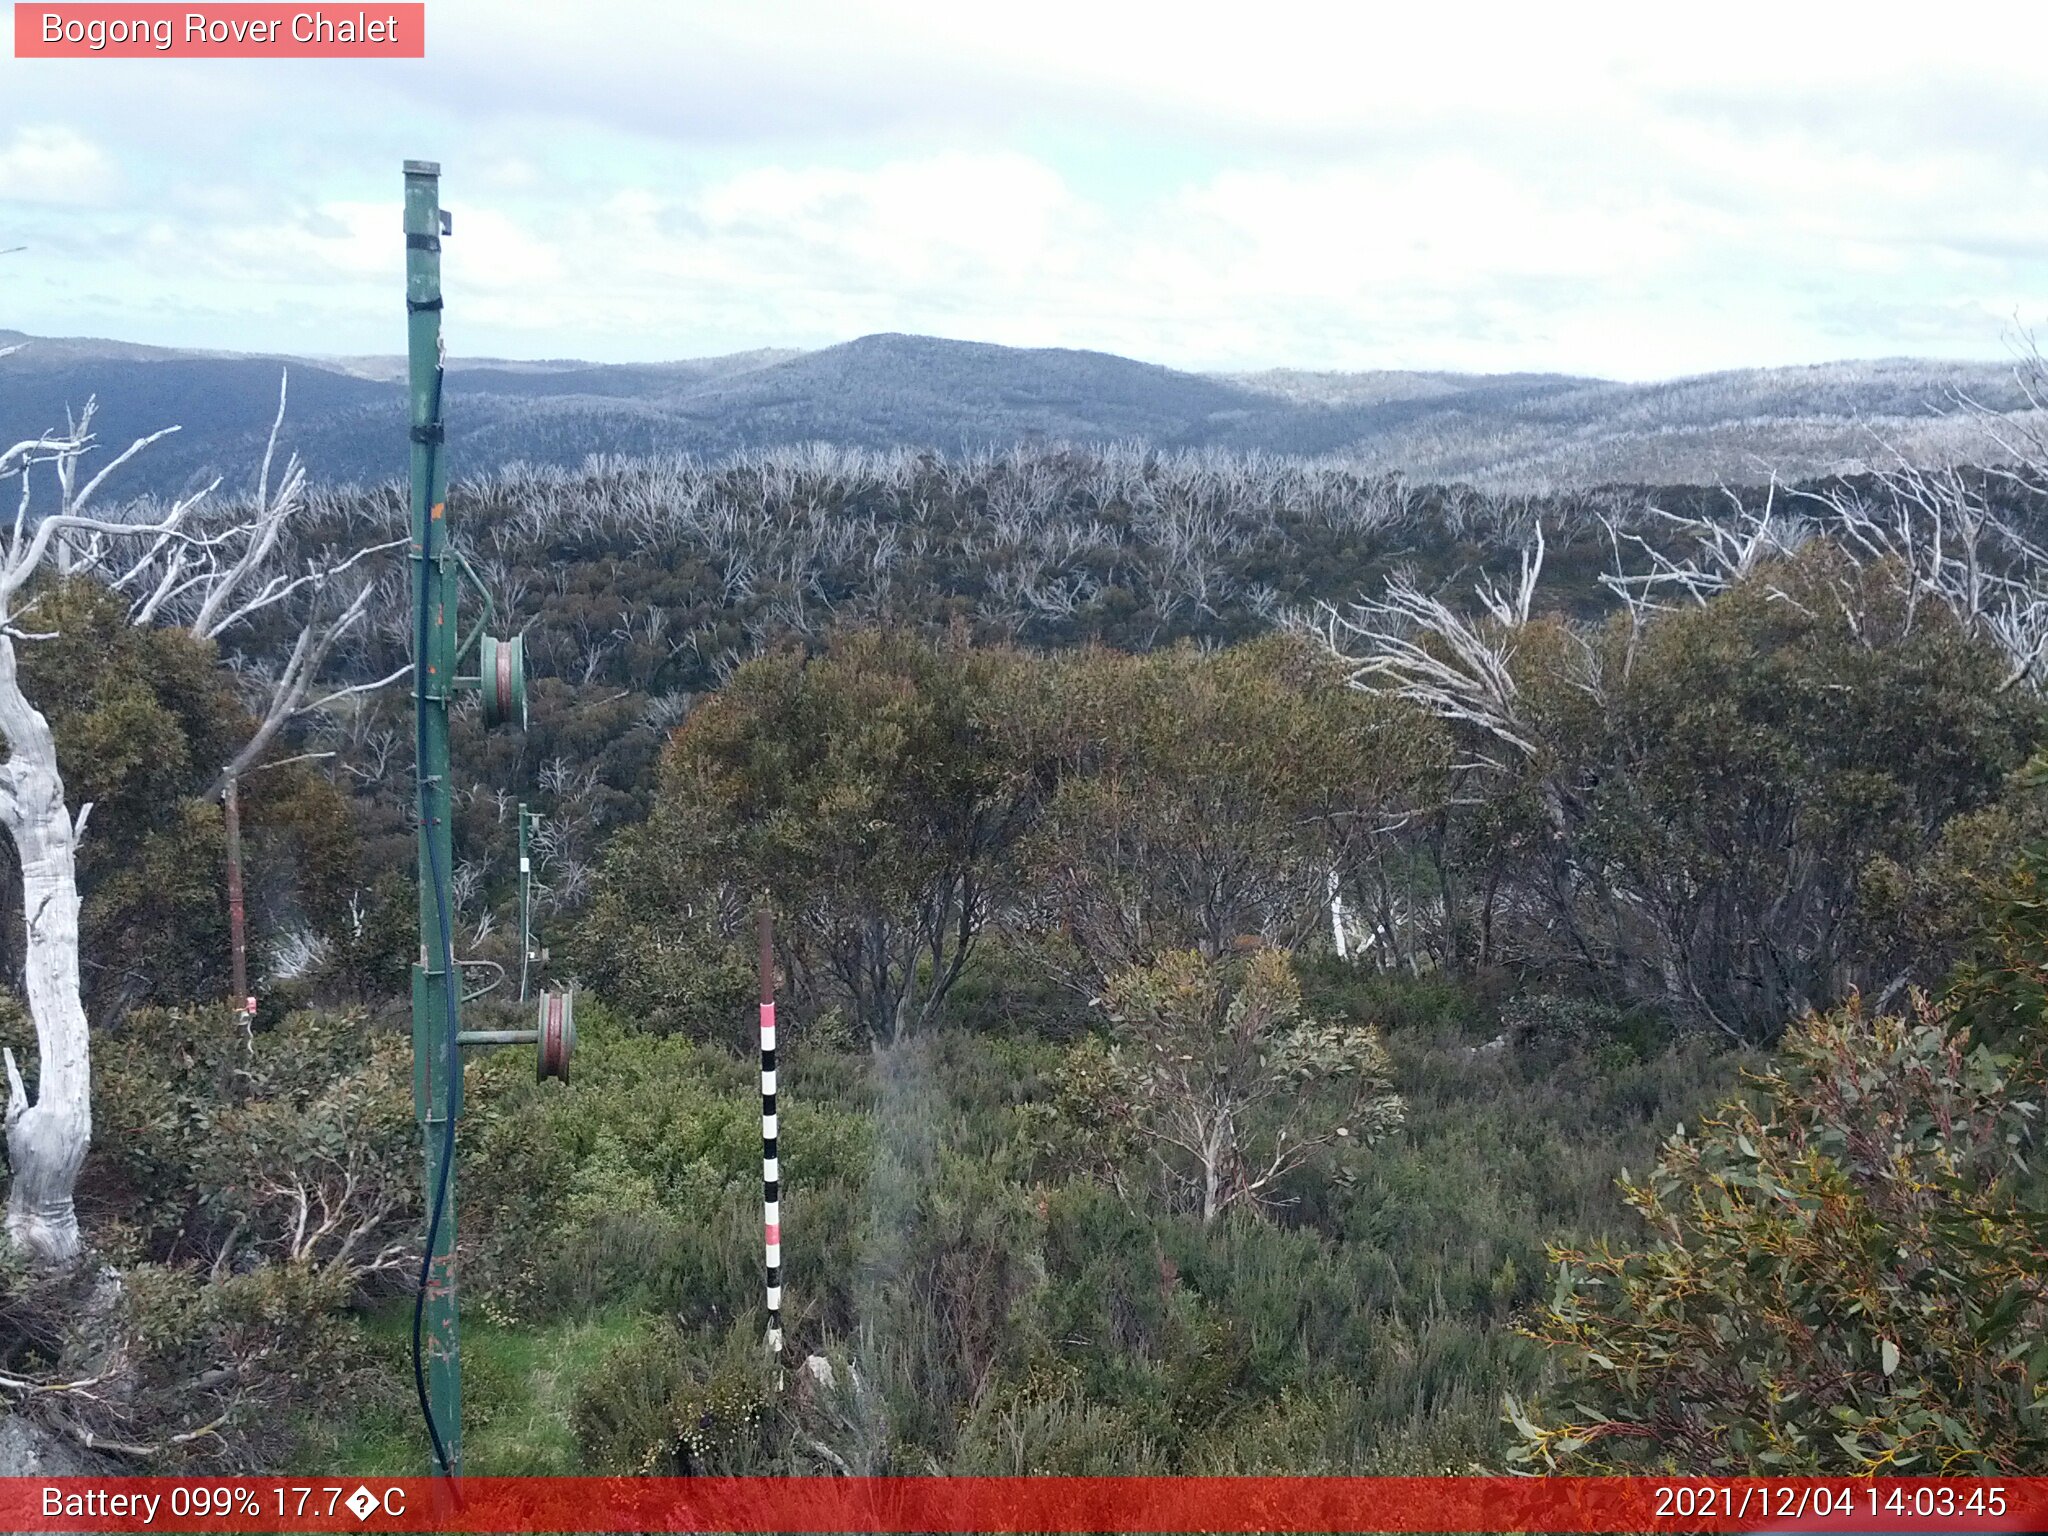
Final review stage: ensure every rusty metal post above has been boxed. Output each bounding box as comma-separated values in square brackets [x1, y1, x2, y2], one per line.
[222, 774, 250, 1015]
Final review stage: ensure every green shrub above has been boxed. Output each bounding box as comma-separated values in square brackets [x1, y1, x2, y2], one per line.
[939, 938, 1095, 1042]
[953, 1388, 1166, 1473]
[92, 1006, 415, 1282]
[462, 1015, 873, 1324]
[1499, 991, 1672, 1065]
[115, 1258, 369, 1466]
[848, 1141, 1047, 1453]
[1297, 960, 1489, 1039]
[571, 1321, 778, 1474]
[570, 880, 757, 1046]
[1510, 991, 2048, 1473]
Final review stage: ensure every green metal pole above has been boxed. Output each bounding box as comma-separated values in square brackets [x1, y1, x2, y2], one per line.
[404, 157, 461, 1476]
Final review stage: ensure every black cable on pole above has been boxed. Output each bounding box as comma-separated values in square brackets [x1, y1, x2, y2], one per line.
[410, 361, 460, 1478]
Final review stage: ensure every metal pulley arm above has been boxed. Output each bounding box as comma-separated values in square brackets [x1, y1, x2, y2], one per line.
[450, 543, 495, 669]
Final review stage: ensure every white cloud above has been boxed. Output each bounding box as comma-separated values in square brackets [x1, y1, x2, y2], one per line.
[0, 126, 120, 207]
[695, 153, 1076, 285]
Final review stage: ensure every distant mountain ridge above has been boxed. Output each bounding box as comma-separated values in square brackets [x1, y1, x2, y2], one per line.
[2, 328, 2038, 497]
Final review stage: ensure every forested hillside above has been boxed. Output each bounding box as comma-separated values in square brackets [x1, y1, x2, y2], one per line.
[8, 328, 2046, 497]
[0, 412, 2042, 1474]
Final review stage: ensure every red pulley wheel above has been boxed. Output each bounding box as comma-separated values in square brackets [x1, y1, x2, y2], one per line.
[479, 633, 527, 730]
[537, 987, 575, 1082]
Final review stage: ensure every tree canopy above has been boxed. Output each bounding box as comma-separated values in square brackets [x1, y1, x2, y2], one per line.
[591, 627, 1053, 1046]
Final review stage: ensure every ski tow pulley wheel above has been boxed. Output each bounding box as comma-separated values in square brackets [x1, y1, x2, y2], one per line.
[537, 987, 575, 1082]
[479, 633, 527, 730]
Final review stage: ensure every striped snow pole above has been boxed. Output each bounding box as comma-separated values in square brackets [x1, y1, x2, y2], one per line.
[758, 908, 783, 1359]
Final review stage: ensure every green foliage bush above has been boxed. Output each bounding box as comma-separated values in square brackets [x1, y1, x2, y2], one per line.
[571, 1319, 778, 1475]
[1296, 958, 1492, 1039]
[938, 936, 1095, 1042]
[312, 872, 416, 1007]
[615, 627, 1055, 1046]
[1451, 546, 2046, 1040]
[1100, 947, 1402, 1223]
[953, 1386, 1168, 1474]
[1499, 992, 1671, 1068]
[1024, 634, 1443, 977]
[91, 1006, 415, 1280]
[571, 823, 756, 1046]
[859, 1144, 1046, 1446]
[1510, 991, 2048, 1472]
[0, 1120, 387, 1469]
[0, 579, 360, 1019]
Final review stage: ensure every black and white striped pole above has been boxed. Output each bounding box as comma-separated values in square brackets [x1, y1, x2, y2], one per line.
[758, 908, 783, 1366]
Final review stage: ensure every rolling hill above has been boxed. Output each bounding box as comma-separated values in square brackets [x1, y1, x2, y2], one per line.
[3, 328, 2040, 498]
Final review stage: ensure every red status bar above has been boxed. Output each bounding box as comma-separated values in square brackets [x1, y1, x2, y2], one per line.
[10, 1476, 2048, 1533]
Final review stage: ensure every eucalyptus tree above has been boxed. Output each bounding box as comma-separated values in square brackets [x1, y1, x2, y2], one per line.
[1023, 633, 1443, 984]
[1319, 488, 2048, 1039]
[1509, 989, 2048, 1472]
[617, 626, 1056, 1047]
[1103, 946, 1403, 1225]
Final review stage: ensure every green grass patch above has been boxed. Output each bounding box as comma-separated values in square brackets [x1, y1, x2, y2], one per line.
[299, 1300, 649, 1475]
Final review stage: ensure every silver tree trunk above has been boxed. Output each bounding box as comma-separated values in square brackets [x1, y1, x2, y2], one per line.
[0, 633, 90, 1264]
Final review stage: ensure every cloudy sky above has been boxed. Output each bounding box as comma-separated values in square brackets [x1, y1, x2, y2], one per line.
[3, 1, 2046, 379]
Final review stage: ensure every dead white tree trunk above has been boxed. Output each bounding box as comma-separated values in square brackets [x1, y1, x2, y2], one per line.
[0, 630, 89, 1261]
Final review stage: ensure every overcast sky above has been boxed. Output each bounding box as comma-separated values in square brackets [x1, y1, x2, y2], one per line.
[3, 1, 2046, 379]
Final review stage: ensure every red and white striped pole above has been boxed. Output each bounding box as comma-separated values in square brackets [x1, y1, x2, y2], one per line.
[758, 908, 782, 1361]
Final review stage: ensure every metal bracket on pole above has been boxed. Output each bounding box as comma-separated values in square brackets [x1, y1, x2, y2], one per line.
[518, 804, 546, 1002]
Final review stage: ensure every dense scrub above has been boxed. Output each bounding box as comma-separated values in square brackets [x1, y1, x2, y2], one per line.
[434, 977, 1744, 1476]
[0, 438, 2043, 1471]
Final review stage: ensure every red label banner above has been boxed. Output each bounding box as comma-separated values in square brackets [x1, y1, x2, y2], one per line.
[12, 4, 425, 57]
[4, 1476, 2046, 1533]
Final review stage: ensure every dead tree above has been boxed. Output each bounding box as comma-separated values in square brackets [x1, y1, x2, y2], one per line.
[106, 376, 409, 789]
[1602, 465, 2048, 693]
[1316, 523, 1551, 774]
